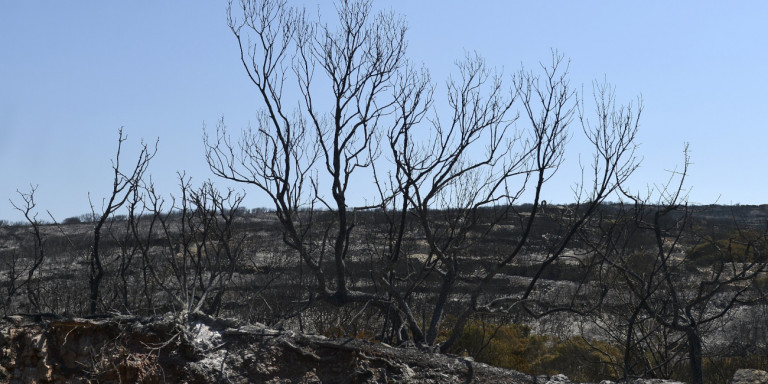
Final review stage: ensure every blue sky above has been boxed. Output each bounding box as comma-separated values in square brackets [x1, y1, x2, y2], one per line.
[1, 1, 767, 222]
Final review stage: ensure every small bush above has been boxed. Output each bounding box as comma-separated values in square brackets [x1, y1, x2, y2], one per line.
[752, 273, 768, 291]
[689, 240, 757, 266]
[444, 318, 622, 381]
[63, 216, 82, 225]
[624, 251, 656, 275]
[445, 319, 543, 371]
[529, 336, 621, 382]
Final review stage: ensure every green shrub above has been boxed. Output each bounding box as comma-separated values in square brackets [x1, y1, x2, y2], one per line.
[529, 336, 621, 382]
[444, 318, 621, 381]
[445, 319, 545, 372]
[687, 231, 767, 266]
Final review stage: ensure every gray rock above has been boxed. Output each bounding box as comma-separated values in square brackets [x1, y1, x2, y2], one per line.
[598, 379, 684, 384]
[531, 373, 572, 383]
[732, 369, 768, 384]
[0, 314, 539, 383]
[545, 373, 571, 383]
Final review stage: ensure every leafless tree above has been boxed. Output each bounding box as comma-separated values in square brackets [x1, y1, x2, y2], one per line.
[207, 0, 410, 312]
[0, 246, 24, 315]
[9, 185, 47, 312]
[581, 264, 688, 379]
[590, 149, 768, 384]
[135, 174, 246, 315]
[208, 0, 646, 350]
[186, 180, 247, 316]
[383, 54, 642, 351]
[378, 52, 521, 346]
[87, 128, 156, 315]
[104, 192, 146, 313]
[125, 183, 161, 313]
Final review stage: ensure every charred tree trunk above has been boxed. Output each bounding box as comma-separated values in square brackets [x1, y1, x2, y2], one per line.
[89, 226, 104, 315]
[687, 327, 704, 384]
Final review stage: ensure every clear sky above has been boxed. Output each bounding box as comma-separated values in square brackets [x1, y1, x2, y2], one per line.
[1, 1, 767, 223]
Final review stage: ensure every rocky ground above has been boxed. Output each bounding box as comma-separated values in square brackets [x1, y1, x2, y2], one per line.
[0, 313, 764, 384]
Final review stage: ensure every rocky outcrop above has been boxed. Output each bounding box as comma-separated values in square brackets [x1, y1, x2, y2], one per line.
[0, 314, 765, 383]
[732, 369, 768, 384]
[0, 313, 537, 383]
